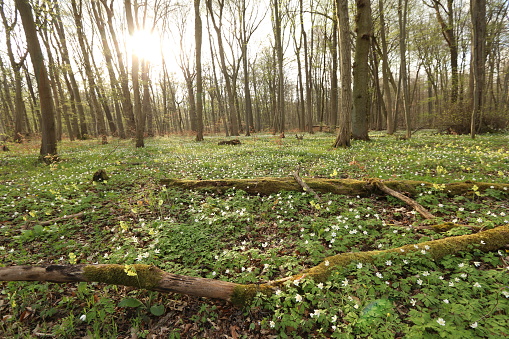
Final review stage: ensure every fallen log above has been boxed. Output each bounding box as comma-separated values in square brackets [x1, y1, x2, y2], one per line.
[160, 177, 509, 197]
[39, 212, 85, 226]
[2, 225, 507, 306]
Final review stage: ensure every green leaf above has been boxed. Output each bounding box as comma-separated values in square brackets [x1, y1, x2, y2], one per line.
[118, 297, 143, 308]
[150, 304, 165, 316]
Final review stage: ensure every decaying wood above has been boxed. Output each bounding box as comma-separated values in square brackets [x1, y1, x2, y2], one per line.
[370, 179, 435, 219]
[1, 225, 508, 305]
[412, 222, 483, 233]
[161, 177, 509, 198]
[218, 139, 241, 145]
[293, 170, 321, 201]
[0, 264, 238, 301]
[38, 212, 85, 226]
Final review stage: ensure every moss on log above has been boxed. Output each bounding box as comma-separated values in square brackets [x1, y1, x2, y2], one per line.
[226, 225, 509, 304]
[161, 177, 509, 197]
[2, 226, 507, 306]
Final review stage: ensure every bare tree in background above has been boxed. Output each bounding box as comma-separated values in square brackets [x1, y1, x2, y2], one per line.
[14, 0, 57, 160]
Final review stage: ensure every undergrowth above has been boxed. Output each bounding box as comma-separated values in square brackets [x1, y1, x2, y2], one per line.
[1, 132, 508, 338]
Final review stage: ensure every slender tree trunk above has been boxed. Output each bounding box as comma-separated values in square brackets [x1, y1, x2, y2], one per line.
[15, 0, 57, 159]
[71, 0, 106, 137]
[398, 0, 411, 139]
[470, 0, 486, 138]
[378, 0, 395, 134]
[194, 0, 204, 141]
[432, 0, 458, 104]
[299, 0, 313, 134]
[99, 0, 135, 136]
[0, 58, 15, 131]
[91, 2, 125, 139]
[330, 5, 339, 132]
[240, 0, 254, 136]
[351, 0, 372, 141]
[125, 0, 144, 147]
[273, 0, 285, 134]
[334, 0, 352, 147]
[52, 0, 87, 139]
[206, 0, 239, 136]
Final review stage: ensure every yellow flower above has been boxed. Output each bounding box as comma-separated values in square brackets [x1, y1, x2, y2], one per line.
[124, 264, 138, 277]
[69, 252, 77, 265]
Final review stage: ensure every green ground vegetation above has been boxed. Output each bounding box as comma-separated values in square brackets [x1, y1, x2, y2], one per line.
[1, 131, 508, 338]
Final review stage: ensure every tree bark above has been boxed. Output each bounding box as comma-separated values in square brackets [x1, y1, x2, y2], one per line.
[333, 0, 352, 147]
[273, 0, 285, 134]
[15, 0, 57, 160]
[470, 0, 486, 139]
[398, 0, 412, 139]
[351, 0, 372, 140]
[195, 0, 204, 141]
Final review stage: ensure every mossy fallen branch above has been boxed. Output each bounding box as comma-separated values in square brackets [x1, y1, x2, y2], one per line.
[1, 226, 507, 306]
[293, 169, 321, 201]
[369, 179, 435, 219]
[413, 222, 483, 233]
[160, 177, 509, 197]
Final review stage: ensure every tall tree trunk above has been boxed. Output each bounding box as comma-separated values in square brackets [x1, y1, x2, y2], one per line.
[378, 0, 395, 134]
[91, 1, 126, 139]
[330, 4, 339, 132]
[398, 0, 411, 139]
[100, 0, 135, 136]
[351, 0, 372, 141]
[470, 0, 486, 138]
[239, 0, 254, 136]
[195, 0, 204, 141]
[15, 0, 57, 159]
[431, 0, 458, 104]
[299, 0, 313, 134]
[52, 0, 87, 139]
[71, 0, 106, 138]
[125, 0, 144, 147]
[206, 0, 239, 136]
[334, 0, 352, 147]
[273, 0, 285, 134]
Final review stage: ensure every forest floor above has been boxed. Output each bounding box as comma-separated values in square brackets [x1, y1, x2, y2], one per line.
[0, 131, 508, 338]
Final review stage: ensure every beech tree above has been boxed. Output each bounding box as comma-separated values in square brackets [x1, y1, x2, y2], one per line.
[195, 0, 204, 141]
[14, 0, 57, 160]
[333, 0, 352, 148]
[351, 0, 372, 140]
[470, 0, 486, 138]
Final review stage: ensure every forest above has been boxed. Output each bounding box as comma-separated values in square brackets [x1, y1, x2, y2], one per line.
[0, 0, 509, 338]
[0, 0, 507, 151]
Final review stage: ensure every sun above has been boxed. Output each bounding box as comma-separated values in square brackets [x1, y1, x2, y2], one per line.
[129, 29, 161, 63]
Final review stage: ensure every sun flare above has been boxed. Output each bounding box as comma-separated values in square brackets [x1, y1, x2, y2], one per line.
[130, 29, 160, 63]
